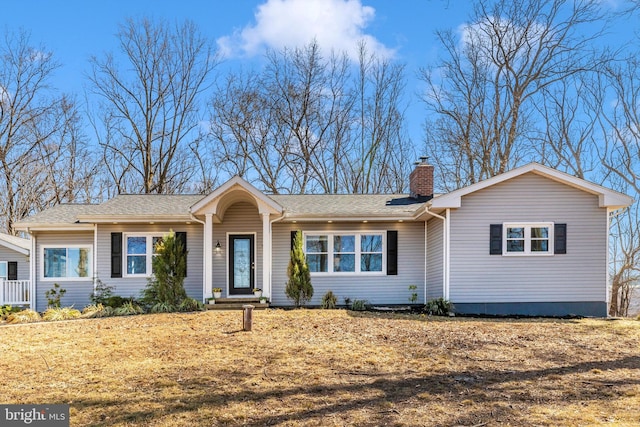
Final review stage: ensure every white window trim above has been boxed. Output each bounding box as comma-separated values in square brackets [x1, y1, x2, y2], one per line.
[303, 231, 386, 276]
[40, 245, 93, 281]
[0, 261, 7, 280]
[502, 222, 554, 256]
[124, 233, 164, 278]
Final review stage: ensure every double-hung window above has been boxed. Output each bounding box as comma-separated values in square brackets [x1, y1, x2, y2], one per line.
[125, 234, 163, 276]
[42, 246, 92, 280]
[305, 232, 384, 274]
[503, 223, 553, 255]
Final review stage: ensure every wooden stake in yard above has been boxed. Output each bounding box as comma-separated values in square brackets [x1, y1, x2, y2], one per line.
[242, 304, 254, 331]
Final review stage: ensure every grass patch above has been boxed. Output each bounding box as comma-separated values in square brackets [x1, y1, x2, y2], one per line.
[0, 310, 639, 426]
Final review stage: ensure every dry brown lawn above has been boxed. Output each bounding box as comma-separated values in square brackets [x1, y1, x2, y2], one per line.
[1, 309, 639, 426]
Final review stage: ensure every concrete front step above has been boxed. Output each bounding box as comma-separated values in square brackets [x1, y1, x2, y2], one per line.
[205, 297, 270, 310]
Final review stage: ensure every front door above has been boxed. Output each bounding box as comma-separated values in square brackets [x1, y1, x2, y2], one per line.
[229, 234, 255, 295]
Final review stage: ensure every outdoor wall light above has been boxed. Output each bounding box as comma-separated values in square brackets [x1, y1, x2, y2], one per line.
[215, 241, 222, 254]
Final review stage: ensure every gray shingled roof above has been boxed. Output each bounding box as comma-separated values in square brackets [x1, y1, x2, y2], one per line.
[270, 194, 425, 218]
[16, 204, 103, 225]
[90, 194, 204, 217]
[16, 192, 428, 227]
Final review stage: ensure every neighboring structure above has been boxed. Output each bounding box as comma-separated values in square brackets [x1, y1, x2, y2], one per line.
[15, 162, 634, 316]
[0, 233, 31, 307]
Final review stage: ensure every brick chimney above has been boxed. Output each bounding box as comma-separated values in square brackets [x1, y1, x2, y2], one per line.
[409, 157, 434, 199]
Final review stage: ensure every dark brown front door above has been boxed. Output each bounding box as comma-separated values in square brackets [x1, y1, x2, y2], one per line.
[229, 234, 254, 295]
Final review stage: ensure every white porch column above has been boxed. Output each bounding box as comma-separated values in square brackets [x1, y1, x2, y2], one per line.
[261, 212, 271, 297]
[204, 213, 213, 300]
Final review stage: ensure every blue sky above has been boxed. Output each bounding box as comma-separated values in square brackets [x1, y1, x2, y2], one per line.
[1, 0, 635, 148]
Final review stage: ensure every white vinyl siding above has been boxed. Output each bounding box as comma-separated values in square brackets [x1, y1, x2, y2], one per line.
[426, 218, 444, 300]
[272, 221, 425, 306]
[0, 246, 29, 281]
[95, 223, 203, 301]
[448, 172, 607, 303]
[211, 202, 264, 295]
[34, 231, 94, 312]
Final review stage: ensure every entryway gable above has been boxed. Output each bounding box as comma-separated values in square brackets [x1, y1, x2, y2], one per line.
[190, 175, 283, 221]
[191, 176, 281, 302]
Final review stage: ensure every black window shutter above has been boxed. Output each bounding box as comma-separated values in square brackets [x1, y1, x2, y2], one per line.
[387, 230, 398, 275]
[489, 224, 502, 255]
[111, 232, 122, 278]
[7, 261, 17, 280]
[554, 223, 567, 254]
[175, 232, 188, 276]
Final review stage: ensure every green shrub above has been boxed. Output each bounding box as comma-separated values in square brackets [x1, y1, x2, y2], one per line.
[81, 304, 115, 318]
[408, 285, 418, 304]
[114, 301, 145, 316]
[321, 291, 337, 309]
[178, 298, 203, 312]
[1, 305, 22, 319]
[90, 279, 115, 305]
[426, 298, 454, 316]
[350, 299, 368, 311]
[42, 307, 81, 321]
[104, 296, 133, 308]
[150, 302, 176, 313]
[45, 283, 66, 308]
[6, 309, 41, 324]
[285, 231, 313, 307]
[343, 297, 352, 309]
[141, 230, 187, 308]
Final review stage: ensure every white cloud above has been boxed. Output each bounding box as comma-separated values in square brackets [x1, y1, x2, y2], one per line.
[217, 0, 394, 61]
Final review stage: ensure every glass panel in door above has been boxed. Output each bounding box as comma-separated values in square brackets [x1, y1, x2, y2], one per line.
[229, 235, 254, 294]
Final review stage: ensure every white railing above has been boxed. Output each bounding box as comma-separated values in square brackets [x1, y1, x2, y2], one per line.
[0, 279, 31, 306]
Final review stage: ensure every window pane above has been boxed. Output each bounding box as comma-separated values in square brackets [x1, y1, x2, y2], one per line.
[0, 262, 6, 279]
[334, 235, 355, 252]
[531, 227, 549, 238]
[127, 237, 147, 255]
[531, 240, 549, 252]
[361, 254, 383, 272]
[333, 254, 355, 272]
[306, 254, 327, 272]
[506, 240, 525, 252]
[361, 235, 382, 252]
[507, 227, 524, 238]
[306, 236, 327, 253]
[127, 255, 147, 274]
[68, 248, 90, 277]
[44, 248, 67, 278]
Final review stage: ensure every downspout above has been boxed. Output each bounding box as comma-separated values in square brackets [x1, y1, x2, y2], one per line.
[424, 220, 427, 304]
[190, 214, 207, 302]
[93, 224, 98, 293]
[424, 207, 448, 301]
[29, 229, 36, 310]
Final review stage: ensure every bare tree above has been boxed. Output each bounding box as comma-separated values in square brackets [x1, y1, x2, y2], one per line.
[587, 56, 640, 316]
[0, 29, 93, 234]
[88, 17, 218, 195]
[420, 0, 608, 190]
[209, 41, 412, 195]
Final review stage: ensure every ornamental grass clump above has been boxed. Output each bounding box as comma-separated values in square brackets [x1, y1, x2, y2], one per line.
[6, 309, 41, 324]
[42, 307, 81, 321]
